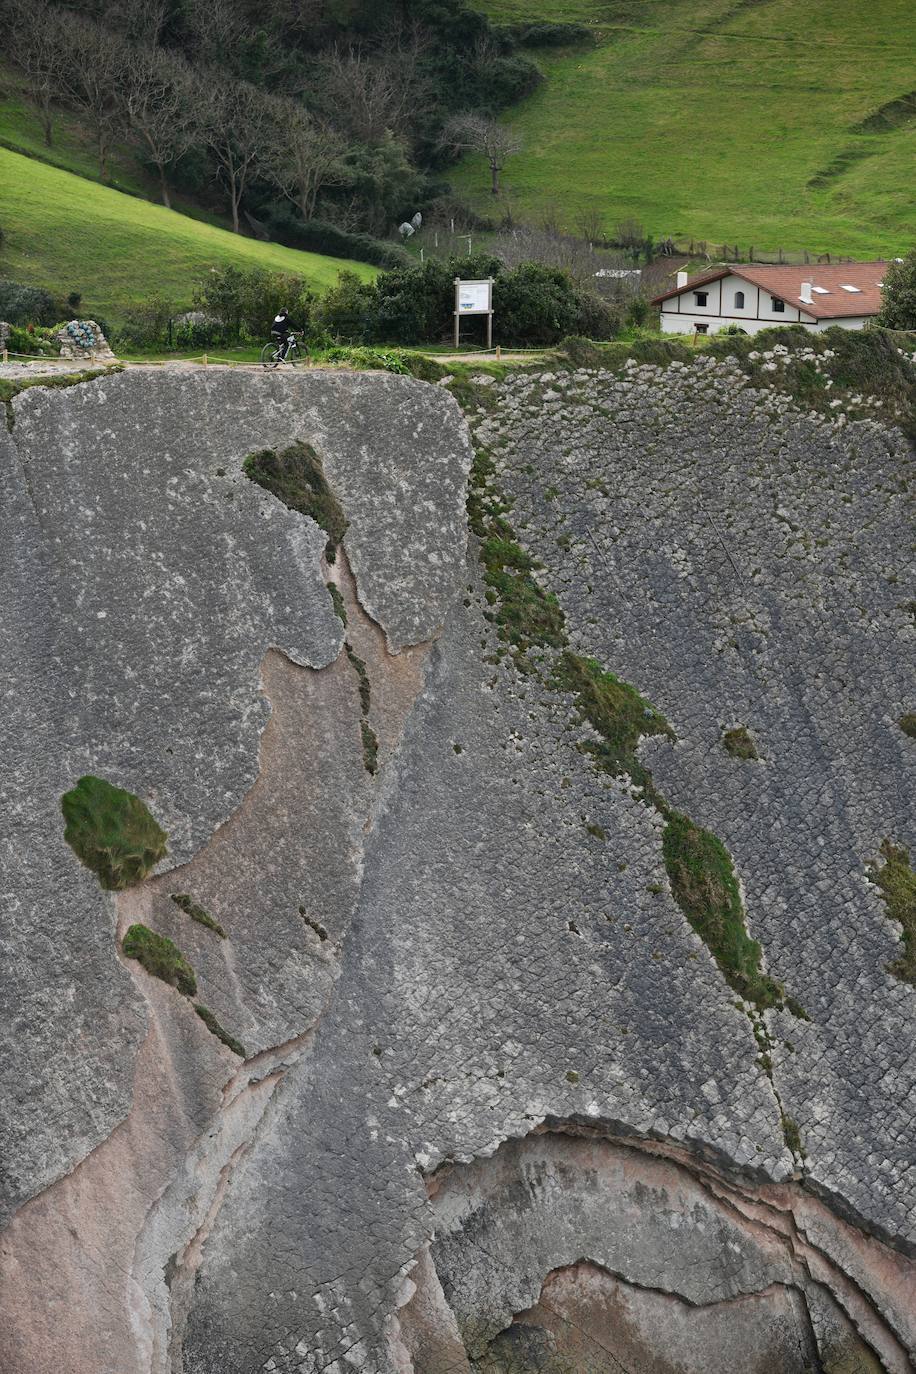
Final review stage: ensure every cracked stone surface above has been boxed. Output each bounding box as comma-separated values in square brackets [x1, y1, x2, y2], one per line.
[1, 361, 914, 1373]
[469, 358, 916, 1248]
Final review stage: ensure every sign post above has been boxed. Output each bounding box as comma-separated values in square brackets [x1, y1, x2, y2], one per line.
[454, 278, 494, 351]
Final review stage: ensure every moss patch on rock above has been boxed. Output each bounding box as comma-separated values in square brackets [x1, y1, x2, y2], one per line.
[899, 713, 916, 739]
[326, 581, 348, 625]
[723, 725, 759, 760]
[243, 441, 348, 561]
[122, 923, 196, 995]
[194, 1004, 246, 1057]
[662, 811, 784, 1010]
[171, 893, 226, 938]
[61, 775, 167, 890]
[556, 651, 673, 793]
[868, 840, 916, 984]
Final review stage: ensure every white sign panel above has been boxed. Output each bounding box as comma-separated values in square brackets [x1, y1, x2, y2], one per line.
[457, 280, 492, 314]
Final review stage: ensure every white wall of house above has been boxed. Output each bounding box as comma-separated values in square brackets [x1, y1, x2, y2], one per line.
[807, 315, 871, 331]
[658, 272, 871, 335]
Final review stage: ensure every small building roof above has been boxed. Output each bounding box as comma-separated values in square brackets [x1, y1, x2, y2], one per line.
[650, 261, 887, 319]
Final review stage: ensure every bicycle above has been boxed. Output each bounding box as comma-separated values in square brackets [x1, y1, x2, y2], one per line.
[260, 332, 308, 370]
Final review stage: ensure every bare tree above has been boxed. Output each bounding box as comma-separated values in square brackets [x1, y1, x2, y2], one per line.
[57, 14, 125, 179]
[263, 100, 348, 222]
[183, 0, 287, 83]
[443, 114, 522, 196]
[124, 46, 199, 208]
[8, 0, 68, 148]
[202, 79, 273, 234]
[316, 40, 428, 146]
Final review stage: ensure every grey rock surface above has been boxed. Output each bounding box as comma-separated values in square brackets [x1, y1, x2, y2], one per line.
[472, 358, 916, 1247]
[1, 360, 914, 1373]
[0, 367, 470, 1222]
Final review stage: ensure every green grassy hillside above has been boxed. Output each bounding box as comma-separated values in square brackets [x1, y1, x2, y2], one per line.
[0, 147, 375, 322]
[458, 0, 916, 256]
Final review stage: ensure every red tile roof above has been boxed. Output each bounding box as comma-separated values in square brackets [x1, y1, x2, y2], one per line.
[651, 261, 887, 319]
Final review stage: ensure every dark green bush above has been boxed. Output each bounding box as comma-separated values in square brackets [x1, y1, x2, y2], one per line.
[494, 263, 580, 345]
[314, 271, 381, 344]
[0, 279, 57, 326]
[573, 291, 621, 341]
[261, 207, 410, 269]
[61, 775, 168, 889]
[116, 294, 175, 349]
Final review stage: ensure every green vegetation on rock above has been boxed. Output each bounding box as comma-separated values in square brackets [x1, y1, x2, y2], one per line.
[171, 893, 226, 939]
[326, 582, 348, 626]
[662, 811, 784, 1010]
[868, 840, 916, 984]
[899, 714, 916, 740]
[556, 652, 673, 793]
[243, 442, 348, 562]
[194, 1005, 246, 1058]
[723, 726, 759, 760]
[464, 430, 792, 1018]
[122, 924, 196, 995]
[61, 775, 167, 890]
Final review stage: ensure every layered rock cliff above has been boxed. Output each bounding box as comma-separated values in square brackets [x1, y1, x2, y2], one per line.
[0, 353, 913, 1373]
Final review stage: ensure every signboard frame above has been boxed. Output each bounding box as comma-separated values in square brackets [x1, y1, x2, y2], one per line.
[454, 277, 494, 350]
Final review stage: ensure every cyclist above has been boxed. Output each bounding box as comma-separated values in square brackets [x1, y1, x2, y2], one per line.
[270, 308, 300, 361]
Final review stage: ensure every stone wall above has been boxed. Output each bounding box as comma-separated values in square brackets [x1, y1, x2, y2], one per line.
[0, 358, 913, 1373]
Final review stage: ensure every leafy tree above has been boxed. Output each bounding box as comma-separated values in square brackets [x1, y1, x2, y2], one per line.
[876, 250, 916, 331]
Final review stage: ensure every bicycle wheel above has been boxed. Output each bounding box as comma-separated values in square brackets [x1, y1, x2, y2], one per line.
[260, 342, 280, 370]
[287, 342, 309, 368]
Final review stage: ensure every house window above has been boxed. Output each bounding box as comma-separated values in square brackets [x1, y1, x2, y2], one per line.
[734, 290, 745, 309]
[694, 291, 708, 306]
[771, 297, 785, 312]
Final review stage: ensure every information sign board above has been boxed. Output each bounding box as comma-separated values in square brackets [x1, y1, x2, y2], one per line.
[457, 280, 492, 314]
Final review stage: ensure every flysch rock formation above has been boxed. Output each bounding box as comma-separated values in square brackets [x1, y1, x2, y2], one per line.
[0, 357, 913, 1373]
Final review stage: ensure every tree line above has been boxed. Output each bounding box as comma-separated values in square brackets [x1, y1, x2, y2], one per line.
[7, 0, 544, 240]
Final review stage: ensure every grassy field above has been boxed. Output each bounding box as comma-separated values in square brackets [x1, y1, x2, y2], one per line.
[456, 0, 916, 256]
[0, 147, 375, 322]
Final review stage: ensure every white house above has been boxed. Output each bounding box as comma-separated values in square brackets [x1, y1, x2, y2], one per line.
[651, 262, 887, 336]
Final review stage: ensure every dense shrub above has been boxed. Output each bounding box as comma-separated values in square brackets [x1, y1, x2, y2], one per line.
[876, 248, 916, 330]
[0, 279, 57, 326]
[314, 271, 381, 344]
[116, 294, 175, 349]
[493, 263, 580, 344]
[573, 291, 621, 340]
[316, 253, 618, 348]
[261, 207, 410, 270]
[5, 324, 58, 357]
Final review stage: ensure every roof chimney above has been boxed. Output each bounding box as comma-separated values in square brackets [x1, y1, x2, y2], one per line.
[676, 270, 688, 289]
[800, 281, 813, 304]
